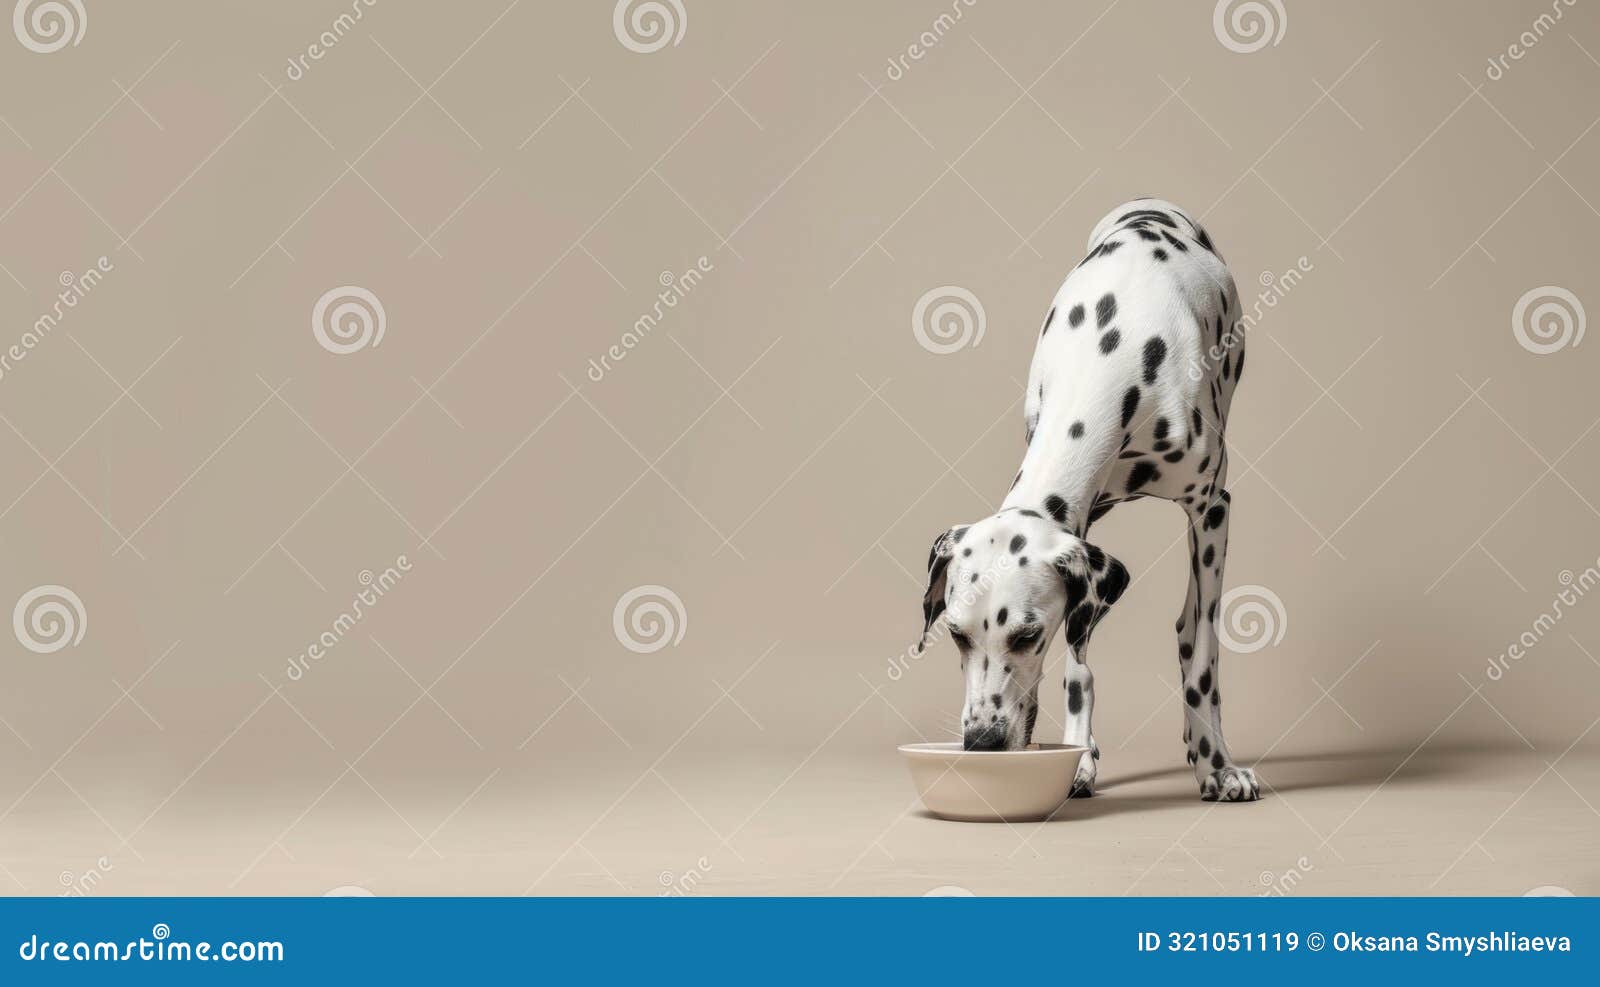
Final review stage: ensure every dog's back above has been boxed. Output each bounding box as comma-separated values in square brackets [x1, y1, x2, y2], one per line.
[1007, 199, 1241, 525]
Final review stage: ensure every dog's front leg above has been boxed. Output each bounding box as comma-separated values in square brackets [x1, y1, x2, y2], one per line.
[1063, 650, 1097, 797]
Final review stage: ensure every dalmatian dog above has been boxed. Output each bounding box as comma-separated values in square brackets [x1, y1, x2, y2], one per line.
[915, 198, 1259, 802]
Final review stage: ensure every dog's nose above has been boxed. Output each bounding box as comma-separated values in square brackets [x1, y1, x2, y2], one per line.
[963, 720, 1009, 752]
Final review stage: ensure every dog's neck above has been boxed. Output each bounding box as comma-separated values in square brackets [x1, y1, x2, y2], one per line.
[999, 412, 1116, 537]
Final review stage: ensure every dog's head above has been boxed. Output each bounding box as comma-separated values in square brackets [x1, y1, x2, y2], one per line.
[916, 511, 1129, 751]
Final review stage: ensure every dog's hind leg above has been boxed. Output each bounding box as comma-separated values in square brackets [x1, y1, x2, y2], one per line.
[1181, 486, 1260, 802]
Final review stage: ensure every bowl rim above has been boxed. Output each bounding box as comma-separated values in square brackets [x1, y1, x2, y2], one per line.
[897, 742, 1088, 757]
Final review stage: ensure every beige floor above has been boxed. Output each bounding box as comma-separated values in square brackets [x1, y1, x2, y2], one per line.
[7, 741, 1595, 897]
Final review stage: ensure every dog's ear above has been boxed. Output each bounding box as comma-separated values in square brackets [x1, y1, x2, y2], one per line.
[914, 526, 964, 653]
[1053, 541, 1130, 650]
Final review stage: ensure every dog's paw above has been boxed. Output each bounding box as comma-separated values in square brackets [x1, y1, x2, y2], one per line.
[1199, 765, 1260, 802]
[1069, 751, 1097, 798]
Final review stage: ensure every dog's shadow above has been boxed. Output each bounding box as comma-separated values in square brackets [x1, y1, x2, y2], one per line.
[913, 741, 1494, 823]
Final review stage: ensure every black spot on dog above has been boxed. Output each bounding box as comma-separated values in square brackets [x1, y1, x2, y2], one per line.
[1179, 642, 1193, 660]
[1018, 509, 1041, 518]
[1135, 227, 1161, 241]
[1096, 293, 1117, 328]
[1205, 503, 1227, 530]
[1062, 572, 1089, 609]
[1152, 248, 1167, 261]
[953, 527, 969, 543]
[1196, 227, 1214, 253]
[982, 656, 989, 672]
[1018, 556, 1027, 566]
[1069, 420, 1085, 439]
[1100, 239, 1122, 256]
[1096, 561, 1129, 605]
[1160, 229, 1188, 252]
[1044, 495, 1069, 524]
[1208, 600, 1218, 623]
[1126, 460, 1159, 493]
[1198, 669, 1212, 695]
[992, 694, 1003, 708]
[1085, 544, 1106, 572]
[1197, 456, 1211, 474]
[961, 547, 971, 557]
[1153, 416, 1169, 440]
[1164, 449, 1185, 463]
[996, 607, 1008, 627]
[1067, 304, 1084, 328]
[1099, 329, 1120, 354]
[1198, 736, 1210, 757]
[1202, 545, 1215, 567]
[1121, 386, 1140, 428]
[1009, 534, 1026, 554]
[970, 573, 978, 583]
[1185, 687, 1201, 707]
[1067, 681, 1083, 714]
[1211, 751, 1225, 770]
[1065, 606, 1090, 646]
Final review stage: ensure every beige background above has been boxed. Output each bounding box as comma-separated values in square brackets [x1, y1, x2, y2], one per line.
[1, 0, 1598, 896]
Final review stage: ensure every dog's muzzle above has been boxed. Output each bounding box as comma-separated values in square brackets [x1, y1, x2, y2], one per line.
[963, 719, 1011, 751]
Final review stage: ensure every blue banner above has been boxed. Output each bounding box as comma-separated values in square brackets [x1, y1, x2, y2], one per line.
[1, 897, 1590, 983]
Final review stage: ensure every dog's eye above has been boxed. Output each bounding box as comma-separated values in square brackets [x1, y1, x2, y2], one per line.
[1007, 626, 1043, 653]
[949, 630, 973, 651]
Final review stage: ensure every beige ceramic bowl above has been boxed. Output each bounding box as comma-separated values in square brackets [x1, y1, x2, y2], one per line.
[899, 742, 1088, 822]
